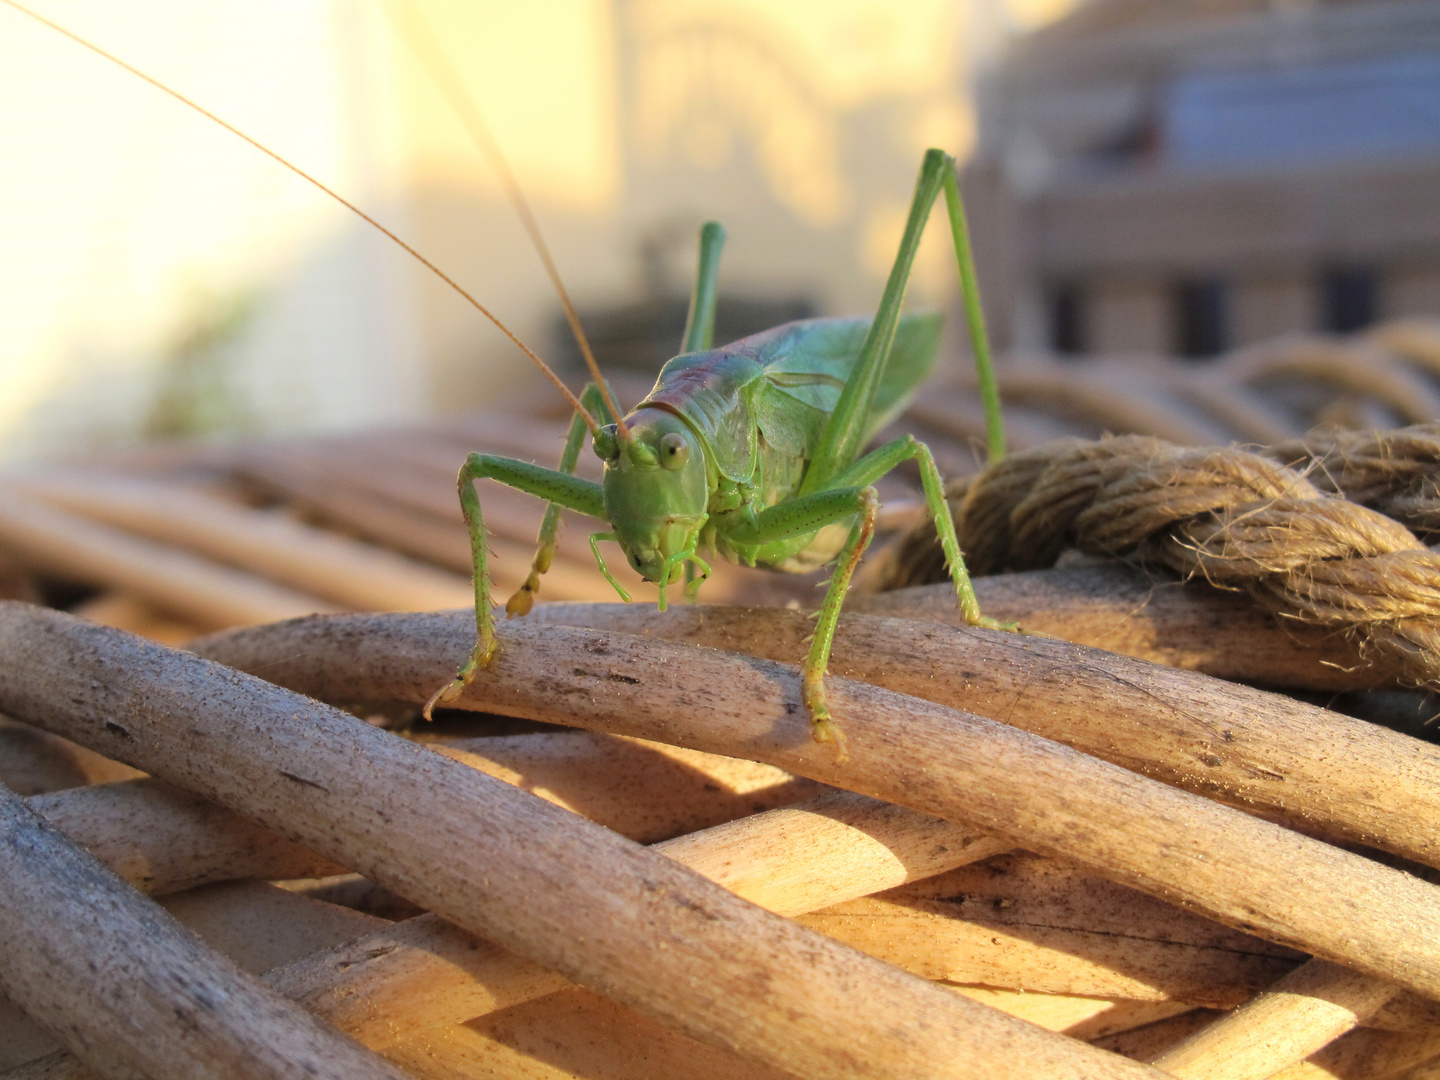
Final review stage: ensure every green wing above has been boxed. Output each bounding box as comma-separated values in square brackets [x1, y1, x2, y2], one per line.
[743, 314, 941, 458]
[637, 313, 940, 482]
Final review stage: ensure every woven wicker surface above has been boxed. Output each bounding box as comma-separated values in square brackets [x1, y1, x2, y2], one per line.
[1, 321, 1439, 1079]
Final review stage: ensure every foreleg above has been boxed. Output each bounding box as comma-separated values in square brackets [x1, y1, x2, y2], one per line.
[506, 382, 617, 617]
[423, 454, 606, 718]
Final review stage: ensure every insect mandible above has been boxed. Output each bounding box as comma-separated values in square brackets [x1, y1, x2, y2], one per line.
[10, 2, 1012, 759]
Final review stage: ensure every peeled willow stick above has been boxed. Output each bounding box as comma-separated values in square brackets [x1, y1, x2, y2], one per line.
[268, 790, 1012, 1053]
[1149, 959, 1402, 1080]
[425, 731, 824, 843]
[22, 474, 473, 613]
[452, 600, 1433, 869]
[196, 610, 1440, 1004]
[1271, 1024, 1440, 1080]
[29, 778, 346, 895]
[15, 759, 1419, 1079]
[22, 733, 817, 901]
[0, 484, 339, 628]
[0, 780, 410, 1080]
[0, 605, 1156, 1080]
[6, 784, 1008, 1078]
[25, 769, 1407, 1067]
[804, 853, 1303, 1007]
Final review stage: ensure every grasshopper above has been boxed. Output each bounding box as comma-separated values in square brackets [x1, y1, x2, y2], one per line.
[11, 1, 1009, 758]
[424, 147, 1011, 757]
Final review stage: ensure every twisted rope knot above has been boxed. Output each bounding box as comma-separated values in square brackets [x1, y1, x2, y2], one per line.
[1270, 422, 1440, 542]
[884, 425, 1440, 689]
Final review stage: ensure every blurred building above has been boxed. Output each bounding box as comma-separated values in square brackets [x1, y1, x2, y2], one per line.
[0, 0, 1070, 461]
[970, 0, 1440, 358]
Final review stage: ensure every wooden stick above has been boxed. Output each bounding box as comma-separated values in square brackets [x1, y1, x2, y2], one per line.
[426, 731, 826, 843]
[0, 604, 1158, 1080]
[438, 600, 1435, 869]
[1269, 1025, 1440, 1080]
[266, 788, 1012, 1050]
[0, 484, 340, 628]
[803, 852, 1303, 1008]
[369, 987, 797, 1080]
[852, 562, 1383, 691]
[0, 780, 410, 1080]
[23, 474, 473, 612]
[28, 778, 345, 895]
[27, 765, 1408, 1072]
[156, 880, 390, 976]
[1221, 340, 1440, 425]
[13, 771, 1011, 1072]
[0, 719, 144, 795]
[2, 879, 391, 1076]
[235, 449, 634, 599]
[21, 731, 817, 900]
[7, 800, 1112, 1080]
[17, 765, 1414, 1079]
[376, 989, 1187, 1080]
[1149, 959, 1401, 1079]
[70, 591, 206, 645]
[992, 363, 1231, 446]
[193, 610, 1440, 1003]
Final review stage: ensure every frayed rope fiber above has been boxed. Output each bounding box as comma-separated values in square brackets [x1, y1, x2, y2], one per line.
[882, 424, 1440, 688]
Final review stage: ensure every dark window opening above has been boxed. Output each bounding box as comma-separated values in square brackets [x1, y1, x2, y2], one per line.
[1173, 277, 1229, 359]
[1047, 283, 1086, 356]
[1321, 266, 1378, 333]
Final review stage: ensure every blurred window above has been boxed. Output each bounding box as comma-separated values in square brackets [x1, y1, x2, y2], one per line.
[1321, 266, 1378, 333]
[1174, 277, 1229, 358]
[1164, 54, 1440, 171]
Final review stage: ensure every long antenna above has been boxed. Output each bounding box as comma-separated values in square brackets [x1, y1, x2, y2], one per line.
[2, 0, 599, 433]
[387, 0, 632, 442]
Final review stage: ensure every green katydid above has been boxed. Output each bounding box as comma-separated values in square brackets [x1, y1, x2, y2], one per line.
[8, 0, 1012, 759]
[423, 148, 1012, 758]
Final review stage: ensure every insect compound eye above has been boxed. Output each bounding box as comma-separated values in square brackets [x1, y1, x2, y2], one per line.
[592, 425, 619, 461]
[659, 431, 690, 470]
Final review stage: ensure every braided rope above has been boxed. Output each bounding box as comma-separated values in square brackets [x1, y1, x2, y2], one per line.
[881, 426, 1440, 688]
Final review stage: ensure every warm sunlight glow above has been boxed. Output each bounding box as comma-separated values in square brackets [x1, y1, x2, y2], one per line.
[0, 0, 384, 456]
[389, 0, 620, 211]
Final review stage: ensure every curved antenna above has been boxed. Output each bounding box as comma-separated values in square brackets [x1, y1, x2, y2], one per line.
[3, 0, 599, 433]
[387, 0, 632, 443]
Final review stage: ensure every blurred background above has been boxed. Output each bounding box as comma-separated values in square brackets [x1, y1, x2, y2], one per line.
[2, 0, 1440, 637]
[0, 0, 1066, 459]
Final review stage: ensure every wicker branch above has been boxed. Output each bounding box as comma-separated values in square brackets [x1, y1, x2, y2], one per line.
[0, 603, 1153, 1080]
[194, 610, 1440, 1004]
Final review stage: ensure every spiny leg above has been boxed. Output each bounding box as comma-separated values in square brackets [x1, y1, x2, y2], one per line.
[726, 436, 1016, 756]
[424, 454, 607, 718]
[780, 150, 1009, 629]
[829, 434, 1012, 629]
[802, 489, 879, 761]
[724, 485, 887, 759]
[941, 165, 1006, 465]
[800, 149, 950, 496]
[506, 382, 617, 617]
